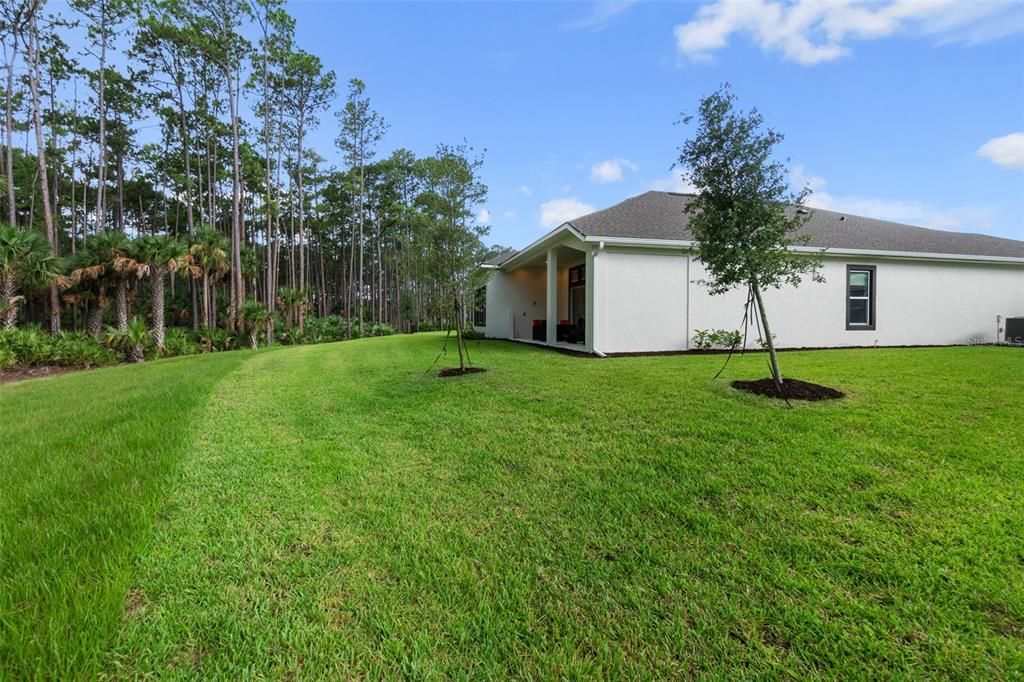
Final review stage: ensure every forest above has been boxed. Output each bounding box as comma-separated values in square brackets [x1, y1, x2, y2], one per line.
[0, 0, 504, 366]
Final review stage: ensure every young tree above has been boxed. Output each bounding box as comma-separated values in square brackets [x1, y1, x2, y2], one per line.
[677, 85, 822, 389]
[336, 78, 387, 337]
[416, 143, 488, 372]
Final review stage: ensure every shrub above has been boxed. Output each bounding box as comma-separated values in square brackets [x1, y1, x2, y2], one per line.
[692, 328, 742, 351]
[303, 315, 347, 344]
[0, 327, 118, 368]
[50, 331, 119, 368]
[367, 322, 396, 337]
[0, 346, 15, 371]
[0, 326, 52, 366]
[462, 326, 486, 340]
[191, 327, 237, 352]
[162, 328, 202, 357]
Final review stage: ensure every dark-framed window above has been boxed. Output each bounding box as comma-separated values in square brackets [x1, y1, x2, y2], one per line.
[568, 264, 586, 287]
[846, 265, 876, 330]
[473, 286, 486, 326]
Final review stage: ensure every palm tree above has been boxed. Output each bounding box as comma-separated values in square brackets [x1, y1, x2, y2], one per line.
[239, 299, 272, 349]
[189, 226, 229, 329]
[105, 317, 148, 363]
[0, 225, 68, 329]
[111, 239, 145, 333]
[69, 231, 129, 338]
[276, 286, 305, 328]
[133, 235, 197, 351]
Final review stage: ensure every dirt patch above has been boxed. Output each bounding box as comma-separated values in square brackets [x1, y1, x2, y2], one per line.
[731, 378, 844, 401]
[0, 366, 78, 386]
[437, 367, 487, 378]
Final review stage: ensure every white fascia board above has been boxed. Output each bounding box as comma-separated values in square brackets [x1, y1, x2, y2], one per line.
[578, 235, 1023, 265]
[498, 223, 588, 269]
[789, 246, 1024, 265]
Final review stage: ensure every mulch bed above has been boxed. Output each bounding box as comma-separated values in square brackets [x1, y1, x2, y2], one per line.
[0, 366, 78, 386]
[437, 367, 487, 378]
[731, 378, 844, 401]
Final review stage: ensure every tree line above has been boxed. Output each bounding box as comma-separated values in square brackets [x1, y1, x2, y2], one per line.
[0, 0, 503, 350]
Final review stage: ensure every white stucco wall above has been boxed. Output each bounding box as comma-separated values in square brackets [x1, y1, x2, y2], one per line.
[595, 248, 691, 353]
[484, 266, 546, 340]
[488, 243, 1023, 353]
[689, 257, 1024, 348]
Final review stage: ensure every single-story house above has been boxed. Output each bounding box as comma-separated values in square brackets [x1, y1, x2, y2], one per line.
[476, 191, 1024, 354]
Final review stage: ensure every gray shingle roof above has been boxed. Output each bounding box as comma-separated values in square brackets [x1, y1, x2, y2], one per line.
[483, 249, 518, 266]
[566, 191, 1024, 259]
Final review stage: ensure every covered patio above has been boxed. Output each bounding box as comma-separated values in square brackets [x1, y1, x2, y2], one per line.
[481, 228, 595, 353]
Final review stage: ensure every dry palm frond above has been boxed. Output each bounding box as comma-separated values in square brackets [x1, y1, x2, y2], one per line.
[71, 264, 106, 284]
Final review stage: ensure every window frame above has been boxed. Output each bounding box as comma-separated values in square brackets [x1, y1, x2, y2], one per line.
[845, 265, 876, 331]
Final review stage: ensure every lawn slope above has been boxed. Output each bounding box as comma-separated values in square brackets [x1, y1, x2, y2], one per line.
[3, 336, 1023, 678]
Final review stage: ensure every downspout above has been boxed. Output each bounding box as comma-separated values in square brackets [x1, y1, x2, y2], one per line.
[684, 249, 691, 350]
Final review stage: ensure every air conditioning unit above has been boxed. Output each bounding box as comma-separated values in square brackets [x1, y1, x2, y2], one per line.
[1006, 317, 1024, 346]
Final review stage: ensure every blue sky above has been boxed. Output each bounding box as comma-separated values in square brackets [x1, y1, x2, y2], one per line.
[287, 0, 1024, 248]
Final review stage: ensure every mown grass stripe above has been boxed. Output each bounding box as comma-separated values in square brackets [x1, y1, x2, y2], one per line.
[1, 350, 251, 679]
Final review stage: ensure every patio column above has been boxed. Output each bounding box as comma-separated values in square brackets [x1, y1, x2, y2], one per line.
[546, 247, 557, 344]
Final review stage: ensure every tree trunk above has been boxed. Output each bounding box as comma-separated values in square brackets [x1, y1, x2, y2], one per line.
[751, 281, 783, 387]
[95, 14, 107, 234]
[225, 68, 243, 330]
[201, 270, 210, 329]
[87, 299, 105, 337]
[249, 329, 257, 349]
[25, 14, 59, 333]
[297, 119, 306, 332]
[5, 43, 18, 226]
[151, 269, 165, 350]
[1, 270, 17, 327]
[454, 295, 466, 371]
[115, 279, 128, 332]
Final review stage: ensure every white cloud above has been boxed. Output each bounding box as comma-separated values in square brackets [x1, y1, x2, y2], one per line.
[502, 210, 516, 220]
[674, 0, 1024, 65]
[792, 165, 996, 232]
[650, 171, 699, 194]
[477, 208, 491, 224]
[565, 0, 639, 31]
[518, 185, 533, 197]
[539, 197, 595, 229]
[590, 158, 638, 183]
[977, 132, 1024, 169]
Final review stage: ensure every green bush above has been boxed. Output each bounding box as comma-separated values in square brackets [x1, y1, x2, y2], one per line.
[162, 328, 202, 358]
[191, 327, 237, 352]
[0, 327, 118, 368]
[367, 322, 396, 337]
[50, 331, 119, 368]
[303, 315, 347, 343]
[692, 328, 742, 351]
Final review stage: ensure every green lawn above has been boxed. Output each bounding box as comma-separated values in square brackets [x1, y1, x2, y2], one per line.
[2, 335, 1022, 678]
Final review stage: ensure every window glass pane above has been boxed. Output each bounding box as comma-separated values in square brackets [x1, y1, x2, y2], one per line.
[849, 298, 869, 325]
[849, 271, 870, 298]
